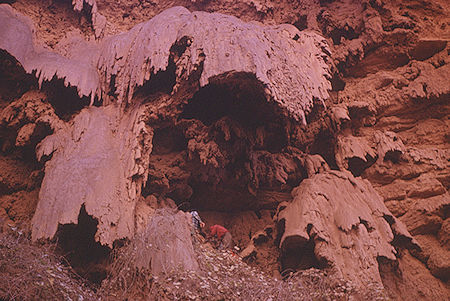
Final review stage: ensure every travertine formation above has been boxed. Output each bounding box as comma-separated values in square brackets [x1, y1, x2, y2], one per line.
[32, 104, 153, 246]
[0, 0, 448, 299]
[0, 4, 331, 122]
[0, 5, 100, 104]
[72, 0, 106, 38]
[277, 170, 418, 288]
[133, 210, 199, 275]
[0, 4, 332, 245]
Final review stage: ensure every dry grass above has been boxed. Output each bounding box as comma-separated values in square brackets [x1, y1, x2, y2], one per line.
[100, 208, 197, 300]
[99, 209, 389, 301]
[0, 213, 390, 300]
[0, 229, 97, 301]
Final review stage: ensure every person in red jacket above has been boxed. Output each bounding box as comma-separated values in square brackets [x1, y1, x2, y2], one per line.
[208, 224, 232, 250]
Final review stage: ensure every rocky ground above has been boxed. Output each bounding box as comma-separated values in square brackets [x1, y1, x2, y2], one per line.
[2, 223, 379, 301]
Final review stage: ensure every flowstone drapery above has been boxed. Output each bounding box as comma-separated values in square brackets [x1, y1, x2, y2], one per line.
[0, 5, 330, 122]
[32, 104, 153, 246]
[0, 4, 331, 246]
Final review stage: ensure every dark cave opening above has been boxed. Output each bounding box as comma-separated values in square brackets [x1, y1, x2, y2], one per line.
[275, 219, 327, 276]
[134, 35, 195, 102]
[279, 235, 322, 275]
[20, 122, 54, 168]
[40, 77, 90, 121]
[348, 153, 377, 177]
[384, 150, 402, 164]
[187, 182, 258, 212]
[56, 205, 110, 285]
[132, 60, 177, 100]
[293, 14, 308, 31]
[181, 72, 286, 130]
[309, 129, 338, 170]
[0, 50, 37, 105]
[141, 72, 313, 264]
[143, 72, 297, 211]
[151, 126, 187, 155]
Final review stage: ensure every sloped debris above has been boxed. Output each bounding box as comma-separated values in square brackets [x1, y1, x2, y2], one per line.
[0, 229, 97, 301]
[102, 233, 389, 300]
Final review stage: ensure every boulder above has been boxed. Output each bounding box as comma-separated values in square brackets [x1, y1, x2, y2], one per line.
[133, 209, 199, 275]
[277, 170, 418, 289]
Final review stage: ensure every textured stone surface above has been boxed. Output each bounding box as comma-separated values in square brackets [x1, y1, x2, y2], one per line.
[0, 5, 100, 104]
[277, 170, 418, 289]
[0, 0, 449, 299]
[71, 0, 106, 38]
[133, 210, 199, 275]
[335, 134, 377, 176]
[32, 104, 153, 246]
[0, 91, 64, 135]
[0, 5, 331, 123]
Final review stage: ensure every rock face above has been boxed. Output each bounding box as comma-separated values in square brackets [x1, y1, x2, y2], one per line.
[0, 4, 330, 122]
[71, 0, 106, 38]
[32, 104, 153, 246]
[0, 0, 449, 299]
[277, 170, 418, 289]
[0, 4, 331, 246]
[132, 210, 199, 276]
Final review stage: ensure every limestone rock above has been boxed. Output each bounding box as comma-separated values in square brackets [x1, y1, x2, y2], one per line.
[0, 5, 100, 104]
[438, 218, 450, 248]
[427, 249, 450, 281]
[277, 170, 418, 289]
[0, 91, 64, 134]
[304, 154, 330, 177]
[135, 198, 156, 234]
[133, 209, 199, 275]
[400, 194, 448, 235]
[71, 0, 106, 38]
[339, 60, 450, 111]
[97, 6, 331, 122]
[330, 105, 350, 131]
[335, 135, 377, 176]
[374, 131, 405, 163]
[248, 149, 305, 190]
[0, 5, 331, 122]
[414, 234, 450, 281]
[31, 104, 153, 246]
[0, 155, 33, 195]
[241, 243, 257, 260]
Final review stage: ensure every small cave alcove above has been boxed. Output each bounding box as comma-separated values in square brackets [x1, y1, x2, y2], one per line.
[0, 49, 37, 103]
[132, 62, 176, 100]
[309, 129, 338, 170]
[280, 235, 321, 276]
[180, 71, 288, 153]
[347, 153, 377, 177]
[40, 77, 90, 121]
[56, 205, 110, 285]
[277, 220, 324, 277]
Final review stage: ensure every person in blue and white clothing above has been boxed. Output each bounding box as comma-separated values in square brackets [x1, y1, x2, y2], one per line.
[190, 210, 205, 237]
